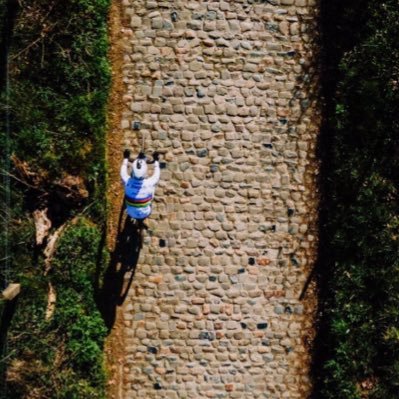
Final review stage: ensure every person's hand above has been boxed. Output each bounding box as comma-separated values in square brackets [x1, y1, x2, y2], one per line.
[138, 151, 146, 159]
[153, 151, 160, 162]
[123, 149, 130, 159]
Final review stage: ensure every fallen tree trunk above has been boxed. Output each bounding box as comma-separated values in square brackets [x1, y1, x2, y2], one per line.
[33, 208, 51, 246]
[43, 224, 67, 275]
[45, 282, 56, 321]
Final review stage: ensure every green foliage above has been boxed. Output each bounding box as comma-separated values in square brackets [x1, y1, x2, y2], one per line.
[8, 0, 110, 198]
[1, 0, 110, 397]
[315, 0, 399, 397]
[8, 219, 107, 398]
[50, 218, 107, 389]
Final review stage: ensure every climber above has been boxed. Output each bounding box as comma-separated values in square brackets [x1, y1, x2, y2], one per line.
[120, 149, 160, 222]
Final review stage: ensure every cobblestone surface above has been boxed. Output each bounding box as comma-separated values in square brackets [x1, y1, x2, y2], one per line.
[117, 0, 319, 398]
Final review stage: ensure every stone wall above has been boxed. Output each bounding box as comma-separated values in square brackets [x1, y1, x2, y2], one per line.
[117, 0, 319, 398]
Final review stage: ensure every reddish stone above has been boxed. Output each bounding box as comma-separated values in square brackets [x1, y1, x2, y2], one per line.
[258, 258, 271, 266]
[265, 290, 286, 299]
[149, 275, 163, 284]
[225, 384, 234, 392]
[181, 181, 190, 188]
[216, 331, 224, 339]
[224, 304, 233, 315]
[155, 367, 167, 375]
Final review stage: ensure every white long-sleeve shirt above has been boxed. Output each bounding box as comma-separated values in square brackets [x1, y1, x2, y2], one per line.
[120, 159, 160, 219]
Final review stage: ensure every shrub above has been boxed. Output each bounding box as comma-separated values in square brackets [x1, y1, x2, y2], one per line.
[1, 0, 110, 397]
[314, 1, 399, 397]
[7, 218, 108, 398]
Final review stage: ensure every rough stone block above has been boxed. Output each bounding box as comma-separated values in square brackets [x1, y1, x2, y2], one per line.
[130, 16, 141, 28]
[151, 18, 163, 29]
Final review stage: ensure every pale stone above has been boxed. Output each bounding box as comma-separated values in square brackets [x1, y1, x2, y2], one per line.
[130, 16, 141, 28]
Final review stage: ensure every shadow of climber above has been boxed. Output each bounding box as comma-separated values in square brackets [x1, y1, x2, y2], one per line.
[97, 206, 142, 331]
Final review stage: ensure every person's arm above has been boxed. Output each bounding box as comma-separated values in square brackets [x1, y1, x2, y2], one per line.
[120, 153, 130, 184]
[147, 161, 160, 186]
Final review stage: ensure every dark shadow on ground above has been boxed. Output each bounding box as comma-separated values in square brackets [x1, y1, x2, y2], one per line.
[96, 205, 143, 331]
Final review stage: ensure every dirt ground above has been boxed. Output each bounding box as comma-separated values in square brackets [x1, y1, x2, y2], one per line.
[104, 1, 126, 398]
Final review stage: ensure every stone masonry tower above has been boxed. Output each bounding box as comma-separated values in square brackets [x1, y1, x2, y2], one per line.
[114, 0, 319, 398]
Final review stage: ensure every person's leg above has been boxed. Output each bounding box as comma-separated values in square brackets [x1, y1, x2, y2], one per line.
[137, 218, 148, 230]
[135, 218, 147, 249]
